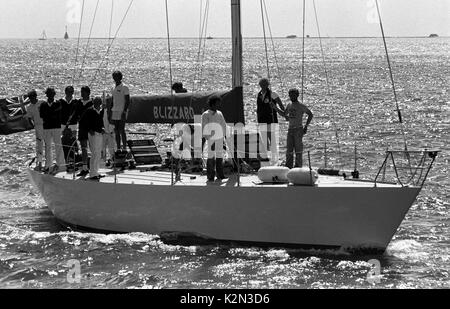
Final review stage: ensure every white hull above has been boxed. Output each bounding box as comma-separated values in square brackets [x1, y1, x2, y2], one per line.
[28, 169, 420, 252]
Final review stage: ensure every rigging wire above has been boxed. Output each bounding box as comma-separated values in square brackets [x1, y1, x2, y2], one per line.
[164, 0, 176, 185]
[197, 0, 211, 91]
[192, 0, 209, 93]
[104, 0, 115, 88]
[259, 0, 277, 126]
[312, 0, 329, 95]
[262, 0, 285, 91]
[165, 0, 174, 96]
[78, 0, 101, 82]
[185, 0, 209, 168]
[260, 0, 271, 82]
[375, 0, 408, 151]
[198, 0, 204, 45]
[300, 0, 306, 104]
[192, 1, 204, 93]
[312, 0, 342, 159]
[89, 0, 135, 87]
[72, 0, 86, 86]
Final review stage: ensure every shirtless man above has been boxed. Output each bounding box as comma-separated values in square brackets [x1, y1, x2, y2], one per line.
[272, 88, 313, 168]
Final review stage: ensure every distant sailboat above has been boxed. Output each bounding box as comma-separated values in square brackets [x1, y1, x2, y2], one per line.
[39, 30, 47, 41]
[64, 26, 69, 40]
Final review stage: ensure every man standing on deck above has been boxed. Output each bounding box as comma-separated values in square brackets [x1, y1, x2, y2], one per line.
[67, 86, 93, 177]
[59, 86, 77, 133]
[272, 88, 313, 168]
[58, 86, 78, 165]
[25, 90, 44, 171]
[40, 87, 65, 174]
[256, 78, 284, 160]
[202, 96, 227, 182]
[84, 97, 105, 181]
[110, 71, 130, 151]
[102, 96, 115, 166]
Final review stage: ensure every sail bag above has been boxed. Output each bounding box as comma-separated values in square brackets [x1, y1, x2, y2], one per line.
[125, 87, 245, 124]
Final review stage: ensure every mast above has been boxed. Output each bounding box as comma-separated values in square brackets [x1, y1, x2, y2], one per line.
[231, 0, 243, 88]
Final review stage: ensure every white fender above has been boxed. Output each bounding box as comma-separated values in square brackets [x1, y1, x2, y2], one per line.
[258, 166, 290, 183]
[287, 168, 318, 186]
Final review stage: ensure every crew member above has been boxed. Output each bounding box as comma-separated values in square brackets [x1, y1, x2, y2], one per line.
[202, 96, 227, 182]
[25, 90, 44, 171]
[272, 88, 313, 168]
[40, 87, 65, 174]
[84, 97, 105, 180]
[67, 86, 93, 177]
[110, 71, 130, 151]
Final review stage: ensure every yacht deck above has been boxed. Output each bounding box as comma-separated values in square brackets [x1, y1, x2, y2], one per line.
[54, 168, 404, 188]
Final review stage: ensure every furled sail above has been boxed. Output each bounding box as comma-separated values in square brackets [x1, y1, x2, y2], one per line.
[0, 97, 34, 135]
[1, 87, 245, 135]
[126, 87, 245, 124]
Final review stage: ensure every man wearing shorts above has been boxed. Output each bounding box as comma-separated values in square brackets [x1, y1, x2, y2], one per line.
[110, 71, 130, 151]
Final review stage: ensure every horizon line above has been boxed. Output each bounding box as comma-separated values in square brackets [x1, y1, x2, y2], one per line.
[0, 35, 448, 40]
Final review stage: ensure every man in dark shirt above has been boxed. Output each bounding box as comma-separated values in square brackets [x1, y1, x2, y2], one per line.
[40, 87, 65, 174]
[58, 86, 78, 165]
[67, 86, 93, 177]
[256, 78, 284, 161]
[59, 86, 77, 129]
[84, 97, 105, 180]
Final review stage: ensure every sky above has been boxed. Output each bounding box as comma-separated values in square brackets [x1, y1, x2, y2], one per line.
[0, 0, 448, 39]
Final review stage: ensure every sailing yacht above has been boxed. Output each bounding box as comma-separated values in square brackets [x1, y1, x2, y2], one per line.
[64, 26, 69, 40]
[39, 30, 47, 41]
[26, 0, 438, 253]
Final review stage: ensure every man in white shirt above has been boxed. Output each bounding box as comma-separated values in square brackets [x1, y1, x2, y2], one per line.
[25, 90, 44, 171]
[201, 96, 227, 182]
[110, 71, 130, 151]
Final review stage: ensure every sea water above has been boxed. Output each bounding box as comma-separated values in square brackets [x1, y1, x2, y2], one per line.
[0, 38, 448, 288]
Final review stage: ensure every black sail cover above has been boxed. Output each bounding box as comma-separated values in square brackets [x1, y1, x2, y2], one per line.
[126, 87, 245, 124]
[0, 97, 34, 135]
[0, 87, 245, 135]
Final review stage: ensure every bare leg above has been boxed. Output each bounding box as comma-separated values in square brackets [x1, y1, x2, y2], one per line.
[286, 129, 294, 169]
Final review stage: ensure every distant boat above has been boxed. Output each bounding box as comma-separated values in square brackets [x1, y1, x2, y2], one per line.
[206, 36, 213, 40]
[39, 30, 47, 41]
[429, 34, 439, 38]
[286, 35, 297, 39]
[64, 26, 69, 40]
